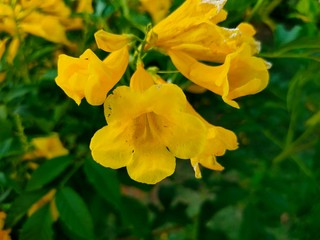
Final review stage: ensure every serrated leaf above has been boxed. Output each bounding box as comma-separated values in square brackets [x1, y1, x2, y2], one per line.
[55, 187, 95, 240]
[84, 158, 122, 209]
[26, 156, 72, 191]
[20, 204, 54, 240]
[6, 189, 49, 227]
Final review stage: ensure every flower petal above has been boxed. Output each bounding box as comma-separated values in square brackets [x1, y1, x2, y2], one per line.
[0, 38, 7, 60]
[104, 86, 146, 124]
[103, 46, 129, 83]
[56, 48, 128, 106]
[127, 145, 175, 184]
[130, 63, 155, 92]
[55, 54, 88, 105]
[160, 112, 207, 159]
[140, 0, 172, 23]
[21, 13, 73, 47]
[82, 48, 127, 105]
[225, 44, 269, 101]
[90, 124, 133, 169]
[145, 84, 187, 115]
[191, 155, 224, 172]
[168, 49, 233, 104]
[105, 84, 187, 124]
[7, 37, 20, 64]
[95, 30, 131, 52]
[169, 45, 269, 108]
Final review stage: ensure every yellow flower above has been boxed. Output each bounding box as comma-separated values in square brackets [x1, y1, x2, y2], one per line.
[143, 69, 238, 177]
[0, 0, 79, 61]
[0, 39, 6, 60]
[145, 0, 230, 57]
[0, 73, 5, 82]
[0, 1, 73, 45]
[0, 212, 12, 240]
[55, 46, 129, 105]
[94, 30, 132, 52]
[145, 0, 269, 107]
[90, 65, 207, 184]
[168, 44, 269, 108]
[23, 133, 69, 160]
[6, 37, 20, 64]
[28, 189, 59, 221]
[187, 103, 238, 178]
[0, 38, 7, 81]
[20, 12, 73, 47]
[76, 0, 94, 13]
[20, 0, 71, 18]
[140, 0, 172, 23]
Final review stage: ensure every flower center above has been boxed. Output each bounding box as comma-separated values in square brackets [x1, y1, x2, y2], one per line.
[131, 112, 165, 146]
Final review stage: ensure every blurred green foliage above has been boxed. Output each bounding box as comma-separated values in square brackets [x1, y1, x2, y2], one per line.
[1, 0, 320, 239]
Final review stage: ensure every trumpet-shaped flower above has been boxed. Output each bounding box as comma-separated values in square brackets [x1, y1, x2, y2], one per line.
[55, 47, 129, 105]
[90, 65, 207, 184]
[145, 70, 238, 177]
[187, 103, 238, 178]
[145, 0, 269, 107]
[169, 44, 269, 108]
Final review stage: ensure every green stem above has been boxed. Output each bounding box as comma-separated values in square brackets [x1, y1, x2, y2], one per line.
[13, 113, 29, 152]
[246, 0, 264, 21]
[157, 70, 180, 74]
[259, 53, 320, 62]
[119, 0, 129, 18]
[10, 1, 31, 84]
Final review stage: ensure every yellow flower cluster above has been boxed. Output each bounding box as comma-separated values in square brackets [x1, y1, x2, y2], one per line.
[56, 0, 269, 184]
[0, 0, 92, 63]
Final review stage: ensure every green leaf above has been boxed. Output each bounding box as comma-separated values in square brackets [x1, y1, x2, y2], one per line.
[0, 138, 13, 159]
[0, 105, 7, 119]
[6, 189, 49, 227]
[206, 206, 242, 240]
[121, 196, 150, 237]
[84, 158, 122, 209]
[20, 204, 54, 240]
[306, 111, 320, 127]
[0, 118, 13, 139]
[26, 156, 72, 191]
[274, 25, 302, 46]
[55, 187, 95, 240]
[30, 46, 57, 61]
[225, 0, 253, 12]
[296, 0, 319, 22]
